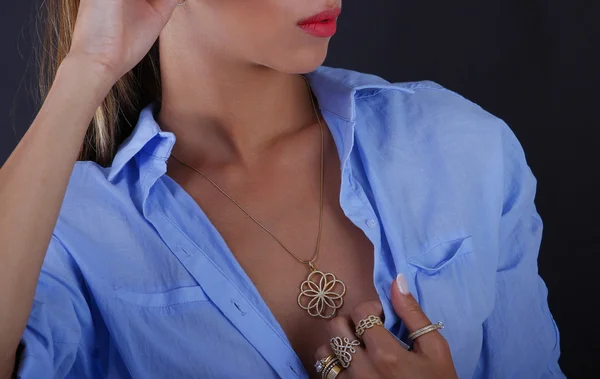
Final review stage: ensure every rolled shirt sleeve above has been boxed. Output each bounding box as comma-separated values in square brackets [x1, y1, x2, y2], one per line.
[16, 235, 97, 379]
[474, 125, 565, 378]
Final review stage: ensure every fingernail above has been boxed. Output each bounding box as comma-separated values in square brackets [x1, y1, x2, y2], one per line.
[396, 273, 410, 295]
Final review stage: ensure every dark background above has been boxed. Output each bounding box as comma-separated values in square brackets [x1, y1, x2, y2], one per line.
[2, 1, 598, 377]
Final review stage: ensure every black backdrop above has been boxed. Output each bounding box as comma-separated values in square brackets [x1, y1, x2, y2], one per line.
[1, 1, 598, 377]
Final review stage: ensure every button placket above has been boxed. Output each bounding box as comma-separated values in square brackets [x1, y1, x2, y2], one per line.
[174, 240, 308, 379]
[341, 173, 405, 334]
[144, 184, 308, 379]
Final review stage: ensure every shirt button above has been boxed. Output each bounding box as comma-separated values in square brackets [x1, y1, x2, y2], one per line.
[366, 219, 378, 228]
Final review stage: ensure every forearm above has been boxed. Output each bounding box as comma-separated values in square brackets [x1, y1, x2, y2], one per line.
[0, 350, 15, 379]
[0, 56, 113, 370]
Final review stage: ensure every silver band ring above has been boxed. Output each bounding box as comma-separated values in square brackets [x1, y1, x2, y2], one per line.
[408, 321, 445, 341]
[330, 336, 361, 368]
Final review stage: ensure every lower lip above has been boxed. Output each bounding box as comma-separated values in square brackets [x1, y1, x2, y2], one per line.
[298, 19, 338, 38]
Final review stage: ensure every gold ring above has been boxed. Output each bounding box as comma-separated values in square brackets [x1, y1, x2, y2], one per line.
[408, 321, 445, 341]
[330, 336, 361, 368]
[315, 354, 336, 374]
[355, 314, 383, 338]
[317, 355, 343, 379]
[323, 363, 343, 379]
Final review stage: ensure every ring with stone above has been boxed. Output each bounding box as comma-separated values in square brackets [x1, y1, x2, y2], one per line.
[315, 354, 343, 379]
[315, 354, 336, 374]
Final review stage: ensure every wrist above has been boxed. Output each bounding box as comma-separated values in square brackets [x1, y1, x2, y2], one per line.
[38, 55, 117, 134]
[57, 54, 118, 99]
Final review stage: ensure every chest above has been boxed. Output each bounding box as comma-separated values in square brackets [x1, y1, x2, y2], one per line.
[226, 207, 380, 372]
[190, 186, 379, 373]
[86, 164, 492, 379]
[168, 151, 380, 374]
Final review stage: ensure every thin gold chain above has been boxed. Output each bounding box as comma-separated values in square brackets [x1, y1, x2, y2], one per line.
[169, 75, 325, 269]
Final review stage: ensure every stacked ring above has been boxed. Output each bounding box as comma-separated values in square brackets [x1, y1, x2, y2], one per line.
[315, 354, 336, 374]
[322, 361, 343, 379]
[315, 354, 343, 379]
[355, 314, 383, 338]
[408, 321, 445, 341]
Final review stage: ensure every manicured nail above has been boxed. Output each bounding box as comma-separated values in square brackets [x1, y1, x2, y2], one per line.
[396, 273, 410, 295]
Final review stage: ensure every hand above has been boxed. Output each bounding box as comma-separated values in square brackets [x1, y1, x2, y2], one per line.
[314, 274, 458, 378]
[67, 0, 180, 81]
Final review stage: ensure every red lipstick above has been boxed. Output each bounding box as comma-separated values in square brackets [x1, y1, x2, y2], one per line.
[297, 8, 342, 38]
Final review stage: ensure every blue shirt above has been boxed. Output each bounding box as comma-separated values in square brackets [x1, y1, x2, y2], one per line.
[17, 66, 564, 379]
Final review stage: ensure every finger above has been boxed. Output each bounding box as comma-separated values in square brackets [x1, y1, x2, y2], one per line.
[314, 344, 345, 379]
[326, 315, 374, 377]
[314, 344, 335, 375]
[391, 273, 446, 354]
[149, 0, 181, 22]
[315, 344, 334, 361]
[349, 300, 411, 358]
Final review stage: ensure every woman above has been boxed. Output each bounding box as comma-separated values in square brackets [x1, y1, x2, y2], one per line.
[0, 0, 564, 378]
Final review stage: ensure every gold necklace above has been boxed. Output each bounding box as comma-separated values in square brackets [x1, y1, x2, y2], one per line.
[169, 75, 346, 319]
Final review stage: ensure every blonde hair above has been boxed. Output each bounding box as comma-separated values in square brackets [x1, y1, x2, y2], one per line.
[37, 0, 162, 166]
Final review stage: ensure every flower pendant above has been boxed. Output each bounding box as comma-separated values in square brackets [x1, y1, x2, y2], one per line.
[297, 269, 346, 319]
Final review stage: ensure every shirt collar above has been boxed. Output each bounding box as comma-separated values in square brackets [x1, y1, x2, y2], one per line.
[305, 65, 391, 120]
[106, 65, 392, 181]
[107, 103, 174, 181]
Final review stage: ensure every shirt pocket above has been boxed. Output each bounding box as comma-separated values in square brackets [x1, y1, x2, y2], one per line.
[405, 235, 474, 272]
[404, 235, 494, 359]
[113, 285, 210, 307]
[105, 285, 241, 379]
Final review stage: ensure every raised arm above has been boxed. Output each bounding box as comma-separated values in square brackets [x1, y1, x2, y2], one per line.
[0, 0, 180, 376]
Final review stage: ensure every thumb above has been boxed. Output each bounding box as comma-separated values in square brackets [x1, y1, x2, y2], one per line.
[391, 274, 441, 349]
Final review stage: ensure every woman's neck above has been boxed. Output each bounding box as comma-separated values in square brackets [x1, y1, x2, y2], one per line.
[157, 54, 318, 168]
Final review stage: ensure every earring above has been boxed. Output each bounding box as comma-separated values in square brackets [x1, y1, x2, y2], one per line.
[177, 0, 187, 6]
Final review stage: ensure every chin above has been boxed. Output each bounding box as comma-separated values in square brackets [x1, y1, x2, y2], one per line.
[268, 43, 330, 74]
